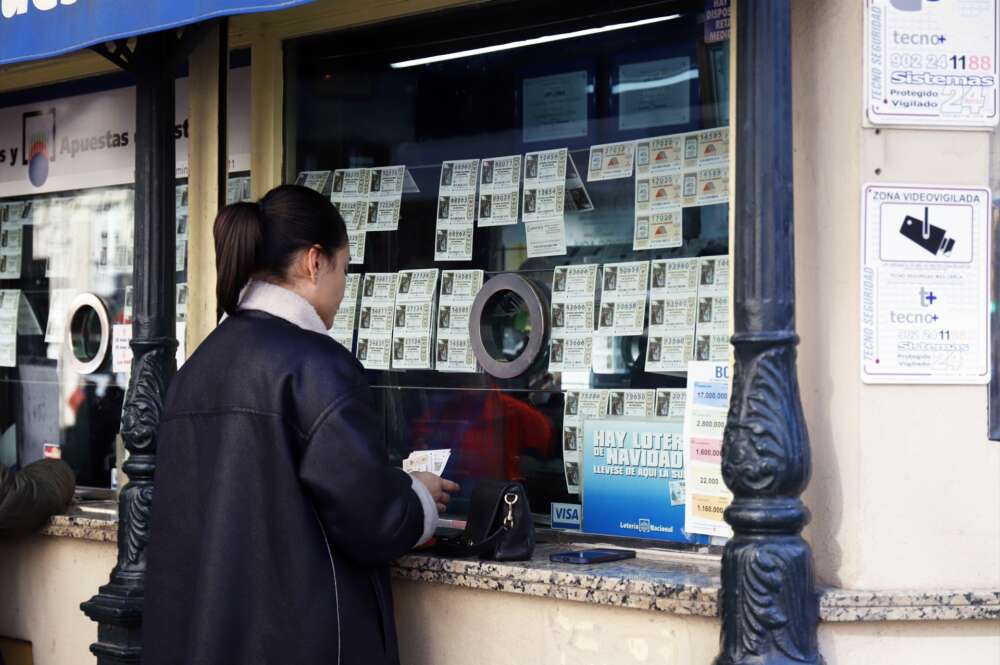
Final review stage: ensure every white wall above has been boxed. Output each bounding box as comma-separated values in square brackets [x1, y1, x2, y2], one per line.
[792, 0, 1000, 590]
[0, 536, 115, 665]
[393, 581, 721, 665]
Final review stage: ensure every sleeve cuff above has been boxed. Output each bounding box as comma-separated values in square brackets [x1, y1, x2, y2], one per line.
[408, 473, 438, 546]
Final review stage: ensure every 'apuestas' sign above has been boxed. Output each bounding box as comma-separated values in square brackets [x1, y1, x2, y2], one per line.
[0, 67, 251, 197]
[0, 0, 315, 66]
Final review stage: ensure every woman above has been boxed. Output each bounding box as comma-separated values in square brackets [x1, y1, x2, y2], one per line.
[143, 185, 457, 665]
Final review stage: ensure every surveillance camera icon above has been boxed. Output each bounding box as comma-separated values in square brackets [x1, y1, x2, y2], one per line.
[899, 207, 954, 256]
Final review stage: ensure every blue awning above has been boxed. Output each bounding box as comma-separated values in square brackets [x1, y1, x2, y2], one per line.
[0, 0, 315, 67]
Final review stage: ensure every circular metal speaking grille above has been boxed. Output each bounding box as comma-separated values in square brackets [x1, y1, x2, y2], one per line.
[64, 292, 111, 375]
[469, 273, 549, 379]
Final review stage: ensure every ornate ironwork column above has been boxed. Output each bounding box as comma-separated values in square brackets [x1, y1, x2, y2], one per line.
[81, 32, 180, 665]
[716, 2, 822, 664]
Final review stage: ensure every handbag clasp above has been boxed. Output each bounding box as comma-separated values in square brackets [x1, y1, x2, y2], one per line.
[503, 492, 518, 529]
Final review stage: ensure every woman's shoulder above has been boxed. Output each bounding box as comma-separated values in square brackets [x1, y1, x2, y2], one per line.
[169, 311, 367, 423]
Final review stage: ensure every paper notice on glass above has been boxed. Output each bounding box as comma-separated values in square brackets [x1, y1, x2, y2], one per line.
[646, 258, 700, 372]
[523, 71, 588, 143]
[525, 148, 568, 185]
[696, 294, 728, 336]
[176, 283, 188, 322]
[655, 388, 687, 420]
[683, 361, 733, 538]
[434, 228, 474, 262]
[175, 237, 187, 272]
[635, 134, 684, 177]
[3, 202, 28, 227]
[0, 224, 21, 279]
[370, 165, 406, 197]
[651, 257, 700, 291]
[112, 324, 132, 373]
[697, 128, 728, 166]
[336, 200, 368, 231]
[364, 198, 402, 233]
[331, 168, 371, 200]
[44, 288, 77, 344]
[478, 155, 521, 227]
[647, 334, 696, 372]
[391, 334, 432, 369]
[633, 209, 682, 251]
[607, 389, 655, 417]
[636, 173, 683, 214]
[439, 159, 479, 195]
[697, 256, 729, 295]
[295, 170, 332, 194]
[587, 141, 636, 181]
[402, 449, 452, 476]
[357, 273, 398, 369]
[525, 219, 567, 258]
[597, 261, 649, 337]
[392, 269, 438, 370]
[692, 333, 729, 362]
[436, 194, 477, 228]
[226, 176, 252, 204]
[523, 185, 566, 224]
[347, 230, 366, 265]
[394, 269, 438, 303]
[564, 154, 594, 213]
[549, 264, 597, 372]
[0, 289, 19, 367]
[686, 166, 729, 207]
[618, 58, 692, 131]
[436, 159, 479, 243]
[436, 269, 483, 373]
[562, 389, 610, 493]
[176, 322, 187, 369]
[329, 274, 360, 350]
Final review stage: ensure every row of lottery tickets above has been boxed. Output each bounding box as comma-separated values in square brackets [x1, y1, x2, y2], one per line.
[1, 193, 134, 280]
[561, 387, 686, 494]
[550, 255, 729, 374]
[295, 125, 728, 264]
[328, 269, 484, 372]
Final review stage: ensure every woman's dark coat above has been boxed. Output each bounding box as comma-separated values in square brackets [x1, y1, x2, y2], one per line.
[0, 458, 75, 533]
[142, 310, 425, 665]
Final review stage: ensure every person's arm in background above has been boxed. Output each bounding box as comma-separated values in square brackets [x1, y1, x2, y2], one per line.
[0, 459, 76, 533]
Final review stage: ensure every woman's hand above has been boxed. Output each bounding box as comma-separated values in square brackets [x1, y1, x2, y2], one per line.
[411, 472, 460, 512]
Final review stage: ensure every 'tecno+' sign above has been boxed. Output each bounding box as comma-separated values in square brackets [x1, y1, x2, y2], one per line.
[861, 183, 991, 384]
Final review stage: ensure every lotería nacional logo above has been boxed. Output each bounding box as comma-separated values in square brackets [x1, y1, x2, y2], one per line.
[21, 108, 55, 188]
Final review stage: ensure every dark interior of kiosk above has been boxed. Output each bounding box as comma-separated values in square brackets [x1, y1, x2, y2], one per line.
[287, 0, 729, 525]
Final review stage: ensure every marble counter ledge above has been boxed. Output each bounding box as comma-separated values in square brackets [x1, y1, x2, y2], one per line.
[392, 543, 722, 617]
[35, 519, 1000, 623]
[38, 503, 118, 543]
[819, 588, 1000, 622]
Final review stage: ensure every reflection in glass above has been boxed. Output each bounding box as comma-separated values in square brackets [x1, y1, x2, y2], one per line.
[482, 290, 531, 362]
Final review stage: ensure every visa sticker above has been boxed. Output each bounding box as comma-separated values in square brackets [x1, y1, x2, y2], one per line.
[551, 502, 581, 530]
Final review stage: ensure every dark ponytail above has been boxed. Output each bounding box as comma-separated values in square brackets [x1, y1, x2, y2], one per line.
[214, 184, 348, 316]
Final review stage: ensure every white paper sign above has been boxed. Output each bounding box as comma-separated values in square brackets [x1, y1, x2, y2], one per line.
[865, 0, 1000, 127]
[861, 183, 991, 383]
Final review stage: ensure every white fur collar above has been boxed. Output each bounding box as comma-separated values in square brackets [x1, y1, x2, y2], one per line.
[237, 280, 328, 335]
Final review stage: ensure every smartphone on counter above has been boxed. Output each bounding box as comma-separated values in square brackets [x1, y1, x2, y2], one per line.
[549, 548, 636, 565]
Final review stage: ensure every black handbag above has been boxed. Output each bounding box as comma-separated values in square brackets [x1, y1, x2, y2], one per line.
[433, 480, 535, 561]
